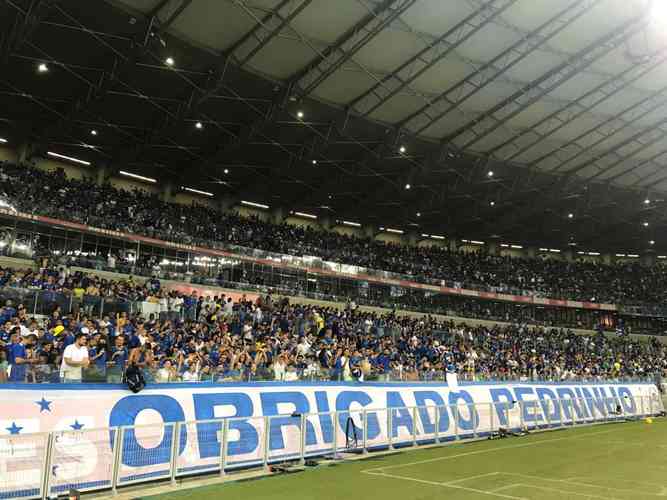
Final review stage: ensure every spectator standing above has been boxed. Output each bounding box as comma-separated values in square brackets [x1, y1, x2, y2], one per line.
[59, 333, 89, 382]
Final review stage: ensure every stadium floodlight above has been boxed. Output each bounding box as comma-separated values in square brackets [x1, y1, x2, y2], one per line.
[0, 138, 7, 144]
[643, 221, 649, 227]
[241, 200, 269, 209]
[90, 129, 98, 136]
[489, 201, 495, 207]
[416, 212, 421, 217]
[342, 220, 361, 227]
[431, 234, 446, 240]
[399, 146, 406, 154]
[385, 228, 404, 234]
[405, 183, 411, 190]
[165, 57, 175, 66]
[223, 168, 229, 174]
[312, 159, 317, 165]
[487, 170, 494, 177]
[37, 63, 48, 73]
[195, 121, 203, 130]
[644, 198, 651, 205]
[294, 211, 317, 219]
[568, 213, 574, 219]
[650, 240, 655, 245]
[183, 186, 213, 197]
[119, 170, 157, 183]
[47, 151, 91, 166]
[297, 110, 304, 119]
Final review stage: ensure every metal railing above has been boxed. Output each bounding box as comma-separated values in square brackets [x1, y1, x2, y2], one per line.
[0, 395, 662, 500]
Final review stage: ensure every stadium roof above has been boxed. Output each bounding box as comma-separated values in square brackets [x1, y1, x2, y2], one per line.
[2, 0, 667, 252]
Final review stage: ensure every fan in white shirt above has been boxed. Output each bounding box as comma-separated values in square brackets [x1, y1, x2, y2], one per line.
[60, 334, 89, 382]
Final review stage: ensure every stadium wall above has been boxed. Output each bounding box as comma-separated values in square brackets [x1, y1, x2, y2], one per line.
[0, 381, 661, 495]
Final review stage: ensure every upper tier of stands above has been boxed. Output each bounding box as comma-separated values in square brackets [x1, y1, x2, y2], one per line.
[1, 162, 666, 307]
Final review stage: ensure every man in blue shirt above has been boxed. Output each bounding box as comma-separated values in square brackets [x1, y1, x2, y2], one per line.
[7, 329, 32, 382]
[107, 335, 128, 383]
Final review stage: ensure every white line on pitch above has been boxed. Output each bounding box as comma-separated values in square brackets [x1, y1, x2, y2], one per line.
[567, 476, 667, 496]
[505, 473, 665, 498]
[362, 427, 617, 473]
[499, 483, 618, 500]
[363, 470, 527, 500]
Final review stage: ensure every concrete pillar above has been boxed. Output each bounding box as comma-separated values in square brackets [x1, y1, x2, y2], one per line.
[449, 237, 458, 253]
[218, 196, 236, 214]
[319, 214, 333, 231]
[362, 224, 377, 239]
[642, 249, 656, 267]
[404, 229, 419, 246]
[17, 143, 34, 165]
[161, 180, 174, 203]
[525, 246, 537, 259]
[563, 248, 574, 263]
[96, 163, 112, 186]
[270, 206, 287, 225]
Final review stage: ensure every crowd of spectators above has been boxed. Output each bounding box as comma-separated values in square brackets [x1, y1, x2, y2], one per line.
[0, 265, 664, 385]
[2, 163, 667, 306]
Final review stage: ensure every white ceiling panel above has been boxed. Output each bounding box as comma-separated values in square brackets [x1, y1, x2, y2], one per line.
[312, 68, 378, 106]
[170, 0, 257, 52]
[249, 36, 320, 79]
[353, 27, 425, 75]
[289, 0, 368, 44]
[398, 0, 475, 38]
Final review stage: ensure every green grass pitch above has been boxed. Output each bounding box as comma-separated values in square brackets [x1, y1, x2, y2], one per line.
[142, 419, 667, 500]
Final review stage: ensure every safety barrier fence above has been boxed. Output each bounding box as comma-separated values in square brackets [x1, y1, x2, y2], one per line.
[0, 395, 661, 499]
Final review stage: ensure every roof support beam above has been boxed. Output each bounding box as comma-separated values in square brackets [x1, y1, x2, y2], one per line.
[445, 13, 648, 151]
[232, 0, 313, 69]
[1, 0, 58, 65]
[292, 0, 416, 100]
[348, 0, 516, 118]
[486, 48, 667, 163]
[190, 0, 409, 178]
[396, 0, 599, 137]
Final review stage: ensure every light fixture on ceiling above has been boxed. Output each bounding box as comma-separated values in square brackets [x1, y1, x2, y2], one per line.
[312, 159, 317, 165]
[643, 221, 649, 227]
[90, 129, 98, 136]
[487, 170, 494, 177]
[37, 63, 49, 73]
[399, 146, 406, 154]
[568, 213, 574, 219]
[241, 200, 269, 209]
[489, 201, 495, 207]
[416, 212, 421, 217]
[195, 121, 203, 130]
[0, 138, 7, 144]
[183, 186, 213, 197]
[47, 151, 91, 166]
[223, 168, 229, 174]
[119, 170, 157, 183]
[405, 183, 411, 190]
[650, 240, 656, 245]
[644, 198, 651, 205]
[297, 110, 304, 119]
[165, 57, 175, 67]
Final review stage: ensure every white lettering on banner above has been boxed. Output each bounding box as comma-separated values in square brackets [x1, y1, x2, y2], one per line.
[0, 382, 662, 496]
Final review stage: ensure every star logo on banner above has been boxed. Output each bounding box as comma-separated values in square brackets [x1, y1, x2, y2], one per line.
[35, 397, 52, 413]
[70, 420, 85, 430]
[6, 422, 23, 434]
